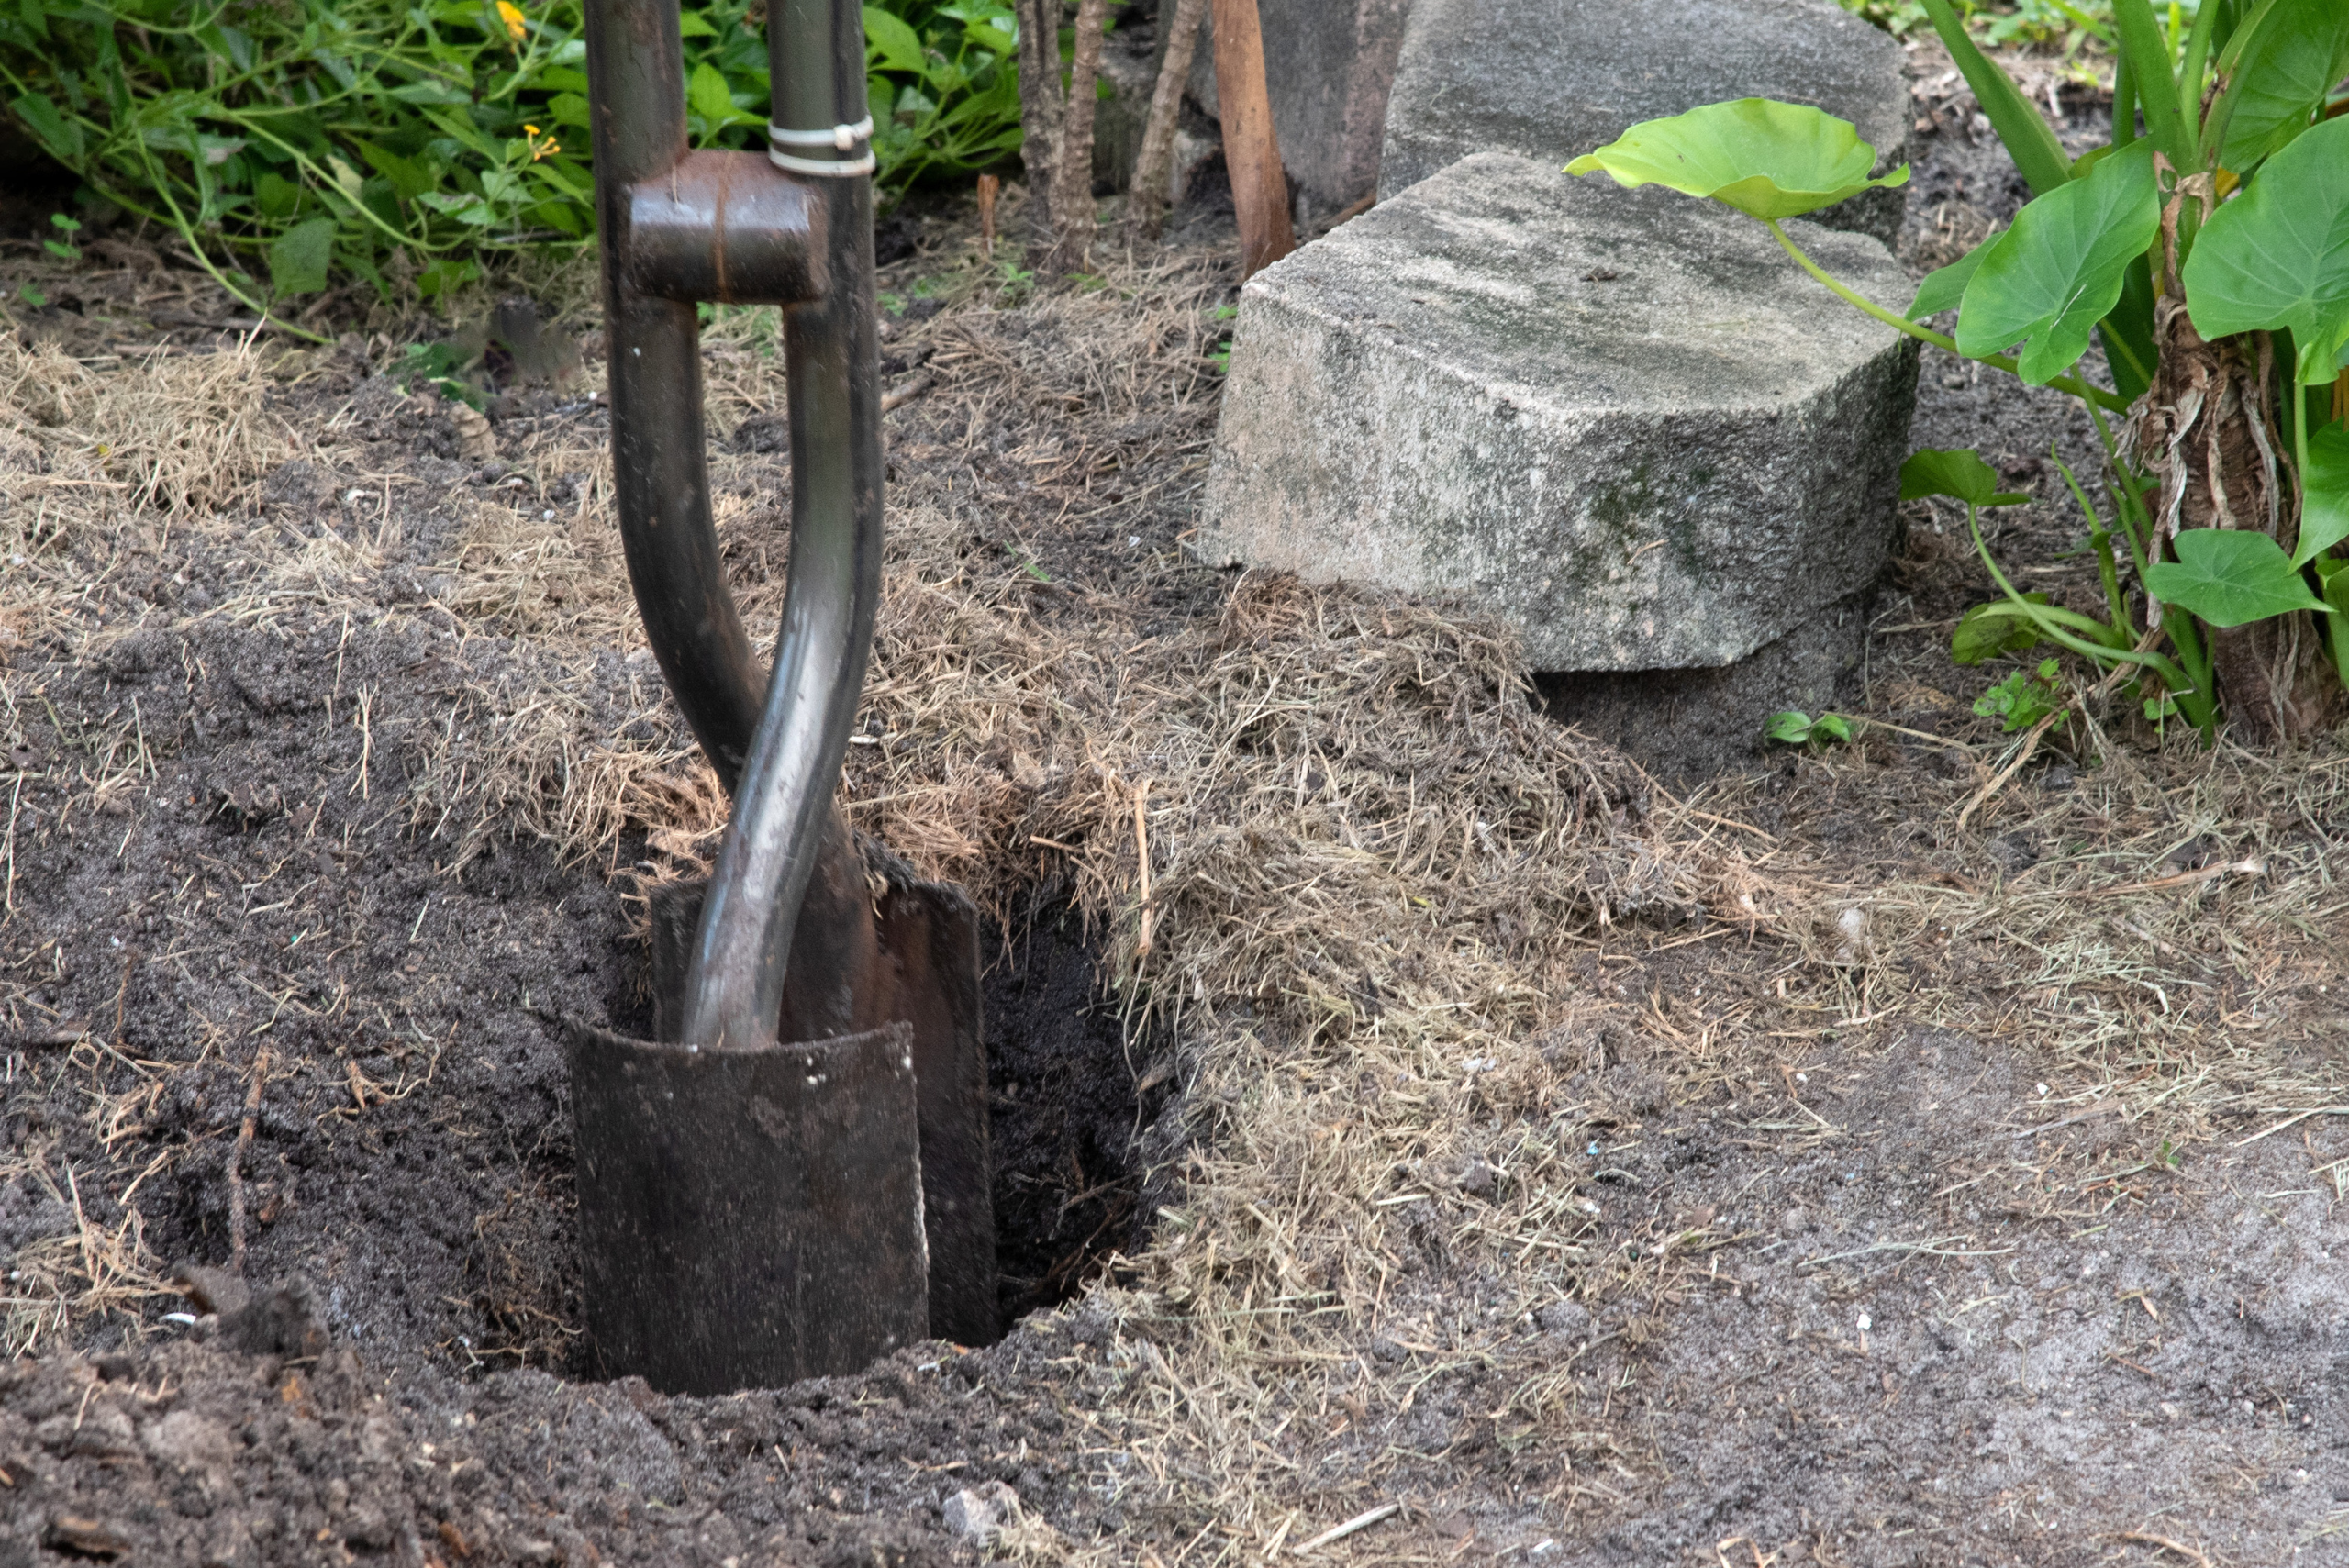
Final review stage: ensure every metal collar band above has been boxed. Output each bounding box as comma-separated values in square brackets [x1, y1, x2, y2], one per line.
[770, 117, 874, 176]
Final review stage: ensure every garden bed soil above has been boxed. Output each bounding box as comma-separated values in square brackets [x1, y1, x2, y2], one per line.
[1, 39, 2345, 1568]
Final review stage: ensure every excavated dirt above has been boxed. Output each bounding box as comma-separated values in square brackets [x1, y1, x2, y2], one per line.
[1, 35, 2346, 1568]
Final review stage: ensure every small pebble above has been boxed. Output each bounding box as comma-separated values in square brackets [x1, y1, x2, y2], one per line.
[942, 1481, 1021, 1544]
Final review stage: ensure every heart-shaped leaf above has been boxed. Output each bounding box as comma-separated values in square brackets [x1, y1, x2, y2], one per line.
[1899, 448, 2032, 508]
[1908, 234, 1993, 320]
[1955, 140, 2159, 384]
[2216, 0, 2349, 174]
[1565, 98, 1908, 222]
[2296, 422, 2349, 567]
[266, 217, 335, 297]
[2143, 528, 2331, 627]
[2182, 116, 2349, 385]
[863, 4, 927, 72]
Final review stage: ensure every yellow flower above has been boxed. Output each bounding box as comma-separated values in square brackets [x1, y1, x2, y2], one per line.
[496, 1, 526, 43]
[523, 125, 561, 161]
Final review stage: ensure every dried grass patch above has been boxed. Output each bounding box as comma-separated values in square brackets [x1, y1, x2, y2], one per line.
[0, 1060, 178, 1359]
[7, 230, 2348, 1552]
[1814, 737, 2349, 1129]
[0, 336, 302, 660]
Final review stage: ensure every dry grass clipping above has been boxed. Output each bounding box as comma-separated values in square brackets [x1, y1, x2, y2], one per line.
[7, 234, 2347, 1555]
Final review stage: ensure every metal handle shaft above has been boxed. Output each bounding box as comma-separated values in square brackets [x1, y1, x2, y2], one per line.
[584, 0, 883, 1051]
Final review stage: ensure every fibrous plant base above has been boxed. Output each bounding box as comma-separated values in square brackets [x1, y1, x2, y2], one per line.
[0, 195, 2345, 1566]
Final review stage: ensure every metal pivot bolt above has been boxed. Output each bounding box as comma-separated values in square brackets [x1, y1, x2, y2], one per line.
[570, 0, 994, 1394]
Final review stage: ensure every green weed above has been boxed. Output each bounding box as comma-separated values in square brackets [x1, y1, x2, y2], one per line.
[1973, 658, 2066, 732]
[0, 0, 1021, 318]
[1765, 710, 1855, 746]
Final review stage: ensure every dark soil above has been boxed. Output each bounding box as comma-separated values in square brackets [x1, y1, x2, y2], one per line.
[0, 174, 1190, 1564]
[983, 894, 1171, 1325]
[0, 1283, 1097, 1568]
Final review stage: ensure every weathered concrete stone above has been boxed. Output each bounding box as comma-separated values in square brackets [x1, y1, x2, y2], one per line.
[1174, 0, 1410, 221]
[1379, 0, 1910, 244]
[1534, 588, 1870, 780]
[1197, 152, 1920, 673]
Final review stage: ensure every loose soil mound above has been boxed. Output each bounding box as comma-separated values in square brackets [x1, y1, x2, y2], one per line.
[1, 48, 2345, 1568]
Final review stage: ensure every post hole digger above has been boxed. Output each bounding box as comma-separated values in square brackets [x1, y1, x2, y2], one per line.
[562, 0, 994, 1395]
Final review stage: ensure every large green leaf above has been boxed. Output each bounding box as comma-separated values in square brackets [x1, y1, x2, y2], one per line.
[1955, 142, 2160, 384]
[266, 216, 334, 296]
[863, 5, 926, 73]
[1908, 236, 1992, 321]
[1899, 448, 2031, 509]
[2143, 528, 2331, 626]
[2216, 0, 2349, 173]
[2297, 422, 2349, 568]
[1564, 98, 1908, 222]
[2182, 116, 2349, 385]
[9, 92, 83, 161]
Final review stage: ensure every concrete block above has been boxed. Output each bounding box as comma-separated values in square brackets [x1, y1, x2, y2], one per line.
[1379, 0, 1910, 243]
[1175, 0, 1410, 221]
[1197, 152, 1920, 673]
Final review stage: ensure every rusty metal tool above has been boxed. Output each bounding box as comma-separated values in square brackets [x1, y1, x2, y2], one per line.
[566, 0, 995, 1395]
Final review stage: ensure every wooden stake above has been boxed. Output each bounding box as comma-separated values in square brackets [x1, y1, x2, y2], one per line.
[1209, 0, 1294, 277]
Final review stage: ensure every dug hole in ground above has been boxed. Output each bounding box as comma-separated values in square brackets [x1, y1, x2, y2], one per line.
[0, 59, 2344, 1568]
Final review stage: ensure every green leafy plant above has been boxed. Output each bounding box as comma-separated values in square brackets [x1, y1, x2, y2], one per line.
[1835, 0, 2184, 54]
[0, 0, 1019, 322]
[1570, 0, 2349, 742]
[863, 0, 1024, 190]
[43, 212, 83, 261]
[394, 340, 488, 410]
[1766, 709, 1856, 746]
[1974, 657, 2067, 731]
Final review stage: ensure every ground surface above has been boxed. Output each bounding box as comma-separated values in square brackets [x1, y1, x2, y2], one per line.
[1, 36, 2346, 1568]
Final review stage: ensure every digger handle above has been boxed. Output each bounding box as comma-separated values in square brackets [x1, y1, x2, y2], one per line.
[583, 0, 883, 1050]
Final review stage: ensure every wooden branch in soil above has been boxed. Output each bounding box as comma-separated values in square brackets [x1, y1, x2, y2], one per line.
[1209, 0, 1294, 277]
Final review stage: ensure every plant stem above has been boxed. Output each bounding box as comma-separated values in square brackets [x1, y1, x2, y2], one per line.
[2176, 0, 2222, 139]
[2082, 394, 2154, 578]
[1966, 504, 2193, 690]
[2052, 447, 2130, 628]
[1765, 222, 2130, 413]
[2111, 48, 2135, 147]
[2159, 605, 2219, 738]
[2293, 374, 2310, 558]
[2110, 0, 2195, 169]
[136, 137, 329, 345]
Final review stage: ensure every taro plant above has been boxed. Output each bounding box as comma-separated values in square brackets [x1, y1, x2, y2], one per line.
[1569, 0, 2349, 743]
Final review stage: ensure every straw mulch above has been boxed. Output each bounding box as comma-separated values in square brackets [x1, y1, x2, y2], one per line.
[6, 226, 2347, 1557]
